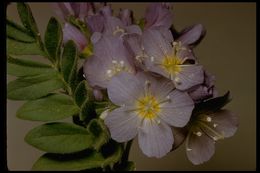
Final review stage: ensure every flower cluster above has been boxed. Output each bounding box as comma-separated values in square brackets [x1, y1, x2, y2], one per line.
[55, 2, 238, 165]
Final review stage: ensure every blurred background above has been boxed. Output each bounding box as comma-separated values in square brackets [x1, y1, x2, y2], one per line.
[6, 2, 256, 171]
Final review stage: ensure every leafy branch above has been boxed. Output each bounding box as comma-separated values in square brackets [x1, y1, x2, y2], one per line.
[7, 2, 130, 171]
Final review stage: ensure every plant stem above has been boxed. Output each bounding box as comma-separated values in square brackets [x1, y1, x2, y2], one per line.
[122, 140, 133, 164]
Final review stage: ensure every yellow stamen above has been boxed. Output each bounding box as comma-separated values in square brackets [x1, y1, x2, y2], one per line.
[161, 56, 182, 75]
[136, 95, 160, 119]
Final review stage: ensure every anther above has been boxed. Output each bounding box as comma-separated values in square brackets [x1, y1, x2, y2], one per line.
[150, 56, 154, 62]
[119, 60, 124, 66]
[112, 60, 117, 64]
[186, 148, 192, 151]
[196, 131, 202, 136]
[206, 116, 212, 122]
[213, 123, 218, 128]
[213, 136, 218, 141]
[83, 74, 86, 78]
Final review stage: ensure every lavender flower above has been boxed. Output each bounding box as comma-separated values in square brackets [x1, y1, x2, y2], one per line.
[83, 35, 135, 89]
[142, 28, 204, 90]
[52, 3, 94, 21]
[185, 109, 238, 165]
[104, 72, 194, 158]
[188, 70, 218, 103]
[144, 3, 173, 30]
[63, 23, 88, 52]
[171, 93, 238, 165]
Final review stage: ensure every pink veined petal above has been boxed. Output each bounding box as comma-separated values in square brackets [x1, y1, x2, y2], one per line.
[100, 5, 112, 16]
[63, 23, 87, 51]
[149, 75, 175, 101]
[70, 3, 80, 17]
[159, 90, 194, 127]
[86, 15, 105, 33]
[119, 9, 132, 26]
[138, 118, 174, 158]
[144, 3, 173, 29]
[93, 35, 135, 74]
[78, 3, 90, 20]
[52, 3, 74, 20]
[104, 106, 141, 143]
[209, 109, 238, 138]
[107, 72, 144, 106]
[142, 29, 173, 63]
[123, 33, 143, 57]
[125, 25, 142, 35]
[155, 26, 174, 43]
[83, 55, 109, 88]
[185, 127, 215, 165]
[177, 24, 205, 46]
[103, 16, 125, 36]
[174, 65, 204, 91]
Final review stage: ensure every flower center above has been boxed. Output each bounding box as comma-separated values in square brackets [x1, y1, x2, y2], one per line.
[161, 56, 182, 75]
[136, 95, 160, 119]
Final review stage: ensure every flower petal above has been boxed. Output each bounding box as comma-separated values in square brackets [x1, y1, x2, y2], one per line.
[107, 72, 144, 106]
[138, 118, 173, 158]
[86, 15, 105, 33]
[90, 32, 102, 44]
[104, 106, 141, 142]
[119, 9, 133, 26]
[175, 65, 204, 90]
[211, 109, 238, 138]
[52, 3, 74, 20]
[172, 127, 188, 150]
[83, 55, 109, 88]
[94, 35, 133, 68]
[177, 24, 205, 46]
[144, 3, 173, 29]
[103, 16, 124, 36]
[63, 23, 87, 51]
[142, 29, 173, 63]
[125, 25, 142, 35]
[100, 5, 112, 16]
[149, 75, 175, 101]
[186, 128, 215, 165]
[159, 90, 194, 127]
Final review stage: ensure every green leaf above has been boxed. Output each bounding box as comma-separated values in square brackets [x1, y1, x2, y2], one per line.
[44, 17, 62, 62]
[6, 19, 35, 42]
[32, 141, 123, 171]
[7, 55, 53, 77]
[74, 80, 88, 106]
[7, 73, 64, 100]
[17, 3, 39, 37]
[25, 122, 93, 153]
[17, 94, 80, 121]
[193, 91, 231, 116]
[61, 40, 78, 87]
[80, 100, 96, 123]
[74, 81, 96, 122]
[7, 38, 46, 56]
[87, 119, 109, 151]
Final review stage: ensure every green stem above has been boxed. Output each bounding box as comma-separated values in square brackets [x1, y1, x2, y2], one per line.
[122, 140, 133, 164]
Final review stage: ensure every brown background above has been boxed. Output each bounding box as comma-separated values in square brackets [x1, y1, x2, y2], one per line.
[6, 3, 256, 171]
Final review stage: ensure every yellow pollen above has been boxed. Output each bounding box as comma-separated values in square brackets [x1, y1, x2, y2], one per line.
[162, 56, 182, 75]
[136, 95, 160, 119]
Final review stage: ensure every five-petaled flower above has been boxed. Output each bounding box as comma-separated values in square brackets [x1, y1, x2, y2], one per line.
[104, 72, 194, 158]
